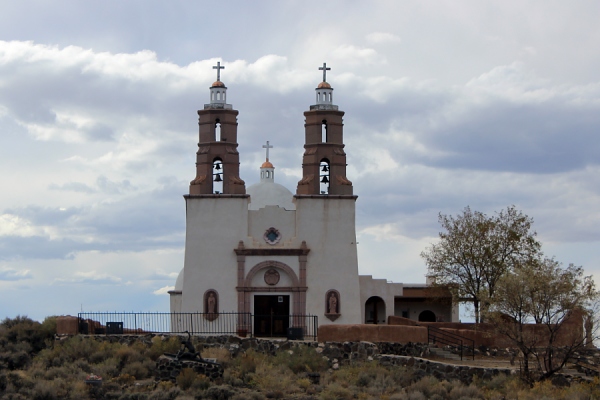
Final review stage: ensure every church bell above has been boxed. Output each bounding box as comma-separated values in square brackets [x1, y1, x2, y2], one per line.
[214, 174, 223, 182]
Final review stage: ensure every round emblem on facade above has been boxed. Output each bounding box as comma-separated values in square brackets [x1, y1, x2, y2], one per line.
[264, 268, 280, 285]
[263, 227, 281, 245]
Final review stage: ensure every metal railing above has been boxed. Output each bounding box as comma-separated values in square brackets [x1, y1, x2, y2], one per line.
[427, 325, 475, 361]
[77, 312, 318, 340]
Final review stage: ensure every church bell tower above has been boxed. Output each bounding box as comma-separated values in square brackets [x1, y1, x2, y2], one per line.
[296, 63, 353, 195]
[190, 62, 246, 195]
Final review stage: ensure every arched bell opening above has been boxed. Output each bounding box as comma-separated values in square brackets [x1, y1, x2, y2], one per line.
[418, 310, 436, 322]
[212, 158, 223, 194]
[365, 296, 386, 324]
[319, 159, 330, 194]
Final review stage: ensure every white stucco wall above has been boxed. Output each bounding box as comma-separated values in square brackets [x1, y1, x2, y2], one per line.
[175, 194, 363, 328]
[247, 206, 296, 247]
[359, 275, 403, 324]
[180, 196, 249, 314]
[295, 197, 362, 325]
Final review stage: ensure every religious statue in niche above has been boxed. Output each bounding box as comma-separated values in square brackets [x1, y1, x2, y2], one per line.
[325, 290, 340, 321]
[264, 268, 280, 286]
[204, 290, 218, 321]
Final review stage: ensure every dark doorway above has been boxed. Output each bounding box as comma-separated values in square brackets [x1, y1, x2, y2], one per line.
[254, 295, 290, 337]
[418, 310, 436, 322]
[365, 296, 386, 324]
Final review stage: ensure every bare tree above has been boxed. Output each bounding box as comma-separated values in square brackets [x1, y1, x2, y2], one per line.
[487, 260, 597, 383]
[421, 206, 540, 322]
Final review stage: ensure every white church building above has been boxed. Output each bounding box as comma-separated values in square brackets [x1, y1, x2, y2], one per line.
[169, 63, 458, 336]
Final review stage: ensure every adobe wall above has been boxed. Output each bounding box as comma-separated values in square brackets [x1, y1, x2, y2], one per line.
[56, 316, 79, 335]
[317, 324, 428, 343]
[387, 313, 584, 348]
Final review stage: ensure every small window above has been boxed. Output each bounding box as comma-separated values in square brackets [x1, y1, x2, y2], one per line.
[215, 119, 221, 141]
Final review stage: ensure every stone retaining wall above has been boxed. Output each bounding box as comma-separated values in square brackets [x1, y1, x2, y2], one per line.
[378, 354, 513, 385]
[74, 334, 514, 383]
[155, 355, 223, 383]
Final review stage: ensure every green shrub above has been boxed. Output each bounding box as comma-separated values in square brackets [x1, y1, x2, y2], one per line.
[148, 336, 181, 361]
[121, 360, 150, 379]
[406, 392, 427, 400]
[235, 349, 266, 381]
[7, 371, 35, 392]
[406, 376, 440, 398]
[448, 383, 484, 400]
[1, 350, 31, 370]
[191, 374, 211, 391]
[93, 356, 120, 379]
[248, 362, 296, 394]
[148, 387, 182, 400]
[273, 345, 328, 374]
[31, 380, 58, 400]
[116, 373, 136, 386]
[319, 382, 354, 400]
[0, 316, 55, 355]
[176, 368, 198, 390]
[202, 346, 232, 366]
[205, 385, 235, 400]
[366, 371, 397, 397]
[232, 392, 265, 400]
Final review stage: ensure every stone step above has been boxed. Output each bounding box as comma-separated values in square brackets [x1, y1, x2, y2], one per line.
[428, 347, 462, 361]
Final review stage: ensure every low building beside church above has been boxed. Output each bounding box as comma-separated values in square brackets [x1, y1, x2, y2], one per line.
[169, 63, 458, 335]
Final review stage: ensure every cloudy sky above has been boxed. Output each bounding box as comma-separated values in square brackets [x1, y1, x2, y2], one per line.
[1, 1, 600, 322]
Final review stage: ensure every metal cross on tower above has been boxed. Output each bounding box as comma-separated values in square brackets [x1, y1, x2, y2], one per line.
[262, 140, 273, 161]
[213, 61, 225, 81]
[319, 62, 331, 82]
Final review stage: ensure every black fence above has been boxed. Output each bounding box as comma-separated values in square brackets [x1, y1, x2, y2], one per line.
[77, 312, 318, 340]
[427, 325, 475, 361]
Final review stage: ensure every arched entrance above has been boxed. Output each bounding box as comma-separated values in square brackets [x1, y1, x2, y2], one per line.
[365, 296, 386, 324]
[239, 261, 305, 337]
[418, 310, 436, 322]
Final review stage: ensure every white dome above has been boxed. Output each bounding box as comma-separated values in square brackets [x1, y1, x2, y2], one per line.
[247, 181, 296, 210]
[174, 268, 184, 291]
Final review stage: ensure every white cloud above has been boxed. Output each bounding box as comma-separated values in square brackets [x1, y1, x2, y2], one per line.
[53, 270, 122, 285]
[366, 32, 401, 44]
[0, 214, 38, 237]
[153, 286, 174, 295]
[331, 44, 380, 66]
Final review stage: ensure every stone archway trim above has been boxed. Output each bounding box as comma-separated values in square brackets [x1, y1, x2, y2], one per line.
[235, 241, 309, 319]
[243, 261, 300, 287]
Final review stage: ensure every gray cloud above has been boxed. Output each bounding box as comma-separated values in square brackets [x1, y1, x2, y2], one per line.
[0, 267, 32, 281]
[49, 182, 96, 193]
